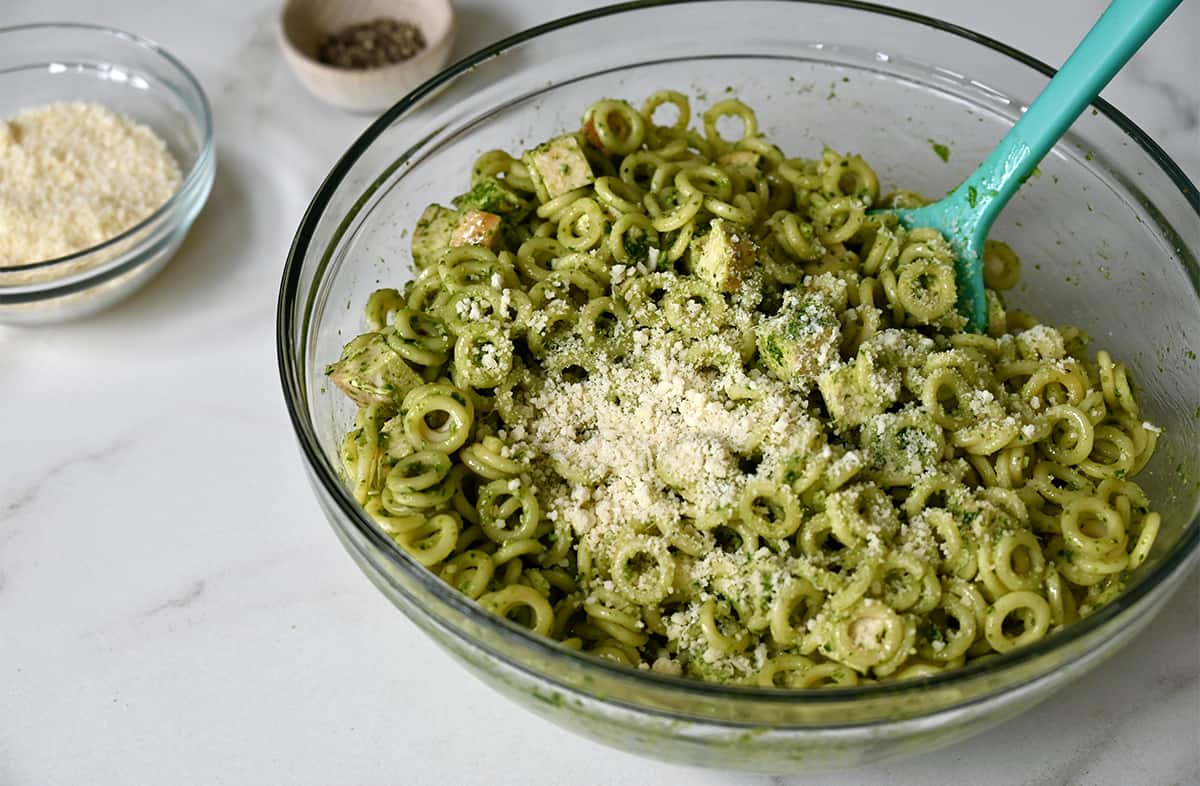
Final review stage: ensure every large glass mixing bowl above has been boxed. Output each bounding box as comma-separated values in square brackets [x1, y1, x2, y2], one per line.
[278, 1, 1199, 772]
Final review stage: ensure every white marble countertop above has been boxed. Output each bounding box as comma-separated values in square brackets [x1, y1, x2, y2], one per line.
[2, 1, 1197, 784]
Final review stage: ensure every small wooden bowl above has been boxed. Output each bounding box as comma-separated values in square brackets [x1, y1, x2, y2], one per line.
[279, 0, 456, 113]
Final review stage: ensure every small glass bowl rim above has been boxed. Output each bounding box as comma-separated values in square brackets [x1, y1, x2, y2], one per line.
[0, 22, 215, 278]
[278, 0, 1200, 710]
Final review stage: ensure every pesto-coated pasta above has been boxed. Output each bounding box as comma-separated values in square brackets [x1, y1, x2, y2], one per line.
[326, 91, 1164, 687]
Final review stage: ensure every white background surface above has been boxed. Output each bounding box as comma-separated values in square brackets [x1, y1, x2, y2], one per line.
[2, 1, 1197, 784]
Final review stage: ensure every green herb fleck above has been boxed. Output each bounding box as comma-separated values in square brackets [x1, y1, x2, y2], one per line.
[929, 140, 950, 163]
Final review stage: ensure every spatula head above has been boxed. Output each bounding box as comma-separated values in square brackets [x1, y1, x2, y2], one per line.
[878, 203, 989, 334]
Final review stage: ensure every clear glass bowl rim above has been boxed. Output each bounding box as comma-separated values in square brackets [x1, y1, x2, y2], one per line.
[0, 22, 215, 277]
[277, 0, 1200, 708]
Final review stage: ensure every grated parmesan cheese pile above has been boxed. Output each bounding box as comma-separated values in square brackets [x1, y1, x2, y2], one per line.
[512, 324, 816, 538]
[500, 285, 944, 681]
[0, 101, 182, 268]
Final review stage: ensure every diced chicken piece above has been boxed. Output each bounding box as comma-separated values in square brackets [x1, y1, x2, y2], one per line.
[756, 289, 842, 389]
[859, 409, 945, 486]
[411, 203, 459, 269]
[817, 349, 900, 430]
[452, 176, 531, 219]
[522, 134, 594, 201]
[450, 209, 502, 248]
[325, 332, 423, 406]
[689, 218, 756, 292]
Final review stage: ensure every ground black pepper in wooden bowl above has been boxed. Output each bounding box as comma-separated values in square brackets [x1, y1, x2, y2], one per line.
[317, 18, 426, 69]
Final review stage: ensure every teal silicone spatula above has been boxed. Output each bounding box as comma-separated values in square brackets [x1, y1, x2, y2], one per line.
[873, 0, 1183, 333]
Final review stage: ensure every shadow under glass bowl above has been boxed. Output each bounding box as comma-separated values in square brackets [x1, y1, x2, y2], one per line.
[0, 23, 215, 325]
[278, 0, 1200, 772]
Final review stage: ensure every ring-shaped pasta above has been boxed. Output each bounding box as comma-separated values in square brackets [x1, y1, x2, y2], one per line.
[662, 280, 726, 336]
[439, 549, 495, 599]
[756, 655, 816, 688]
[594, 175, 645, 214]
[820, 153, 880, 205]
[951, 418, 1020, 456]
[1040, 405, 1095, 465]
[478, 477, 541, 543]
[608, 212, 659, 266]
[365, 287, 405, 330]
[393, 308, 451, 353]
[983, 239, 1021, 290]
[661, 516, 714, 557]
[642, 89, 691, 133]
[793, 662, 860, 688]
[617, 149, 666, 191]
[364, 496, 425, 537]
[984, 590, 1051, 652]
[812, 196, 866, 245]
[401, 383, 474, 454]
[918, 593, 978, 661]
[610, 536, 675, 605]
[529, 269, 605, 308]
[701, 99, 758, 150]
[490, 538, 544, 566]
[1029, 461, 1093, 506]
[769, 578, 824, 646]
[1128, 512, 1160, 570]
[875, 553, 929, 612]
[992, 530, 1046, 592]
[453, 322, 514, 388]
[382, 463, 459, 513]
[674, 165, 733, 202]
[577, 297, 622, 348]
[738, 479, 803, 539]
[386, 449, 452, 492]
[525, 299, 578, 356]
[1076, 424, 1136, 480]
[920, 368, 973, 430]
[471, 149, 517, 183]
[896, 258, 957, 323]
[829, 557, 880, 612]
[460, 435, 522, 480]
[698, 599, 753, 655]
[1097, 350, 1138, 417]
[480, 584, 555, 636]
[556, 196, 606, 252]
[583, 99, 647, 155]
[1061, 496, 1126, 559]
[833, 601, 907, 671]
[1042, 563, 1078, 627]
[704, 193, 758, 225]
[536, 186, 591, 222]
[1022, 362, 1088, 408]
[515, 236, 564, 282]
[393, 511, 461, 567]
[770, 210, 823, 261]
[384, 326, 446, 368]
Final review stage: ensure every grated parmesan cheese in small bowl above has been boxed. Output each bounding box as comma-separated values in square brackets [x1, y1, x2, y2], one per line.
[0, 23, 214, 324]
[0, 102, 182, 269]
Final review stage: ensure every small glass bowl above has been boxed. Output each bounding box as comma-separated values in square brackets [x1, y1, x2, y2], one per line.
[0, 23, 214, 325]
[278, 0, 1200, 773]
